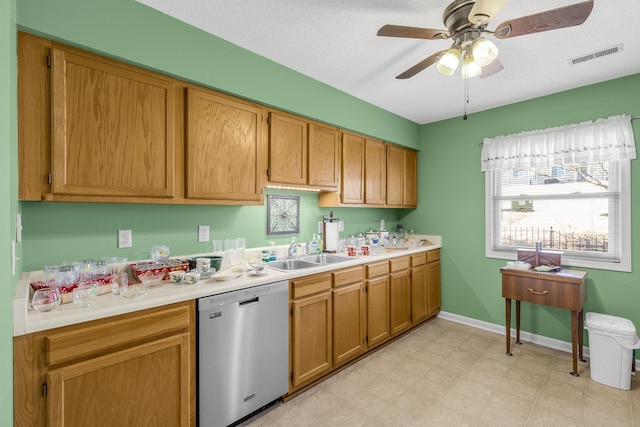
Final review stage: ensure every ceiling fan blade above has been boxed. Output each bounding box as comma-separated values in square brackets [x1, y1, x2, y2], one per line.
[468, 0, 509, 25]
[494, 0, 594, 39]
[396, 50, 445, 79]
[479, 59, 504, 79]
[377, 25, 449, 40]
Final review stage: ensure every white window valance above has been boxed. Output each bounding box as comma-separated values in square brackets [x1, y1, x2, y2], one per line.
[480, 115, 636, 172]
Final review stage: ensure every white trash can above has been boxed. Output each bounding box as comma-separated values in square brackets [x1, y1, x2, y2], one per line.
[584, 312, 640, 390]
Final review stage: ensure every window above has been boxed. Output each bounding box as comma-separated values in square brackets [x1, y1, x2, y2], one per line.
[481, 115, 635, 272]
[485, 160, 631, 272]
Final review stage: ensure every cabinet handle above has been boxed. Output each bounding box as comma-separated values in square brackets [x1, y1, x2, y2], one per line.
[527, 288, 549, 296]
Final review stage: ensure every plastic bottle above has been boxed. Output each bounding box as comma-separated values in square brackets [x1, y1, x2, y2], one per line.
[309, 234, 319, 255]
[269, 241, 277, 261]
[261, 248, 270, 263]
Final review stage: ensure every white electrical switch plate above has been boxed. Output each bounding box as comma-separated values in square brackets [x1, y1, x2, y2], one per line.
[118, 229, 132, 248]
[318, 221, 323, 234]
[198, 225, 210, 243]
[338, 221, 344, 232]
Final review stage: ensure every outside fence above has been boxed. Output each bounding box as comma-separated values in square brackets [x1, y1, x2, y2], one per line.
[501, 226, 608, 252]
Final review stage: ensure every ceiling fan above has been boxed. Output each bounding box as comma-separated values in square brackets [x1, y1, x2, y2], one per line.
[377, 0, 594, 80]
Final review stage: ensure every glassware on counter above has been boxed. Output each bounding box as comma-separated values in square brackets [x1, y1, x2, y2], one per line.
[72, 283, 97, 308]
[31, 287, 62, 312]
[55, 264, 78, 286]
[151, 245, 170, 265]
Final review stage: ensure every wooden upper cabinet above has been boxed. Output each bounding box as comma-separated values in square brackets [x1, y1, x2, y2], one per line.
[50, 46, 178, 198]
[340, 132, 365, 204]
[403, 149, 418, 208]
[185, 87, 266, 203]
[365, 138, 386, 205]
[386, 144, 404, 207]
[267, 111, 340, 190]
[386, 144, 418, 208]
[268, 111, 307, 186]
[308, 122, 340, 189]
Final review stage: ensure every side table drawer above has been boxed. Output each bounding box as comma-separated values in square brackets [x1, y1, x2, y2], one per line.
[502, 275, 582, 311]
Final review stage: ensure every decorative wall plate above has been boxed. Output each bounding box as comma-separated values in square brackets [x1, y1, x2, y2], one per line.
[267, 195, 300, 235]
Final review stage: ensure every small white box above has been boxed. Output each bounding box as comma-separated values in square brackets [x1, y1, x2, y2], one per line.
[585, 312, 639, 390]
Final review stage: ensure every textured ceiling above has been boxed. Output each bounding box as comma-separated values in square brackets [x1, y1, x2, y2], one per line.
[137, 0, 640, 124]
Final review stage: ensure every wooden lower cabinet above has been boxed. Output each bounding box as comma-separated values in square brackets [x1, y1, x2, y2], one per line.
[389, 257, 411, 336]
[13, 301, 195, 427]
[410, 253, 428, 325]
[289, 273, 333, 390]
[332, 267, 366, 366]
[427, 249, 442, 316]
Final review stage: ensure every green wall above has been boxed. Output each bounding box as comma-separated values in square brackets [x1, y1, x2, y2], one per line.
[1, 0, 17, 425]
[21, 195, 400, 270]
[404, 73, 640, 343]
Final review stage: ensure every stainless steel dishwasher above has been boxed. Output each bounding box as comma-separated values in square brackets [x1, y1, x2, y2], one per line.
[198, 281, 288, 427]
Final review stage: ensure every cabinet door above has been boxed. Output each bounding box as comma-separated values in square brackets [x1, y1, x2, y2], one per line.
[427, 260, 442, 316]
[291, 291, 332, 388]
[366, 275, 390, 348]
[341, 132, 365, 204]
[410, 265, 428, 325]
[403, 149, 418, 208]
[332, 282, 366, 366]
[389, 270, 411, 335]
[48, 334, 191, 427]
[268, 111, 307, 185]
[308, 123, 340, 189]
[385, 144, 404, 207]
[51, 47, 177, 198]
[365, 139, 386, 205]
[186, 88, 265, 202]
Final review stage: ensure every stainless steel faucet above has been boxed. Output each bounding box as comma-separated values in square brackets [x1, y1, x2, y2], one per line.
[288, 238, 300, 258]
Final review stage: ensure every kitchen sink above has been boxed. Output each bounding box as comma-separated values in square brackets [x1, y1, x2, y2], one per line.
[299, 254, 351, 265]
[268, 259, 321, 271]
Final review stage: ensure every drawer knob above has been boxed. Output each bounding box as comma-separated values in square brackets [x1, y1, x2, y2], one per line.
[528, 288, 549, 296]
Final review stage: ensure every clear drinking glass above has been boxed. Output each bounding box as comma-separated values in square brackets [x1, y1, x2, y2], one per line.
[111, 272, 128, 296]
[55, 264, 78, 286]
[72, 283, 97, 308]
[31, 287, 62, 312]
[41, 265, 59, 285]
[224, 239, 237, 267]
[151, 245, 170, 265]
[236, 238, 246, 264]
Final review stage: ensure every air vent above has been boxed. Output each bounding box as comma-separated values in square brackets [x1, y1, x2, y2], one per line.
[569, 44, 623, 65]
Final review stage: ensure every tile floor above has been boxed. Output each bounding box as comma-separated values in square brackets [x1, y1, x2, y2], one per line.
[240, 317, 639, 427]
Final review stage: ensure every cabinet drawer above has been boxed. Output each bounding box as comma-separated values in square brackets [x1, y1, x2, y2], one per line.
[333, 266, 363, 287]
[45, 301, 193, 367]
[291, 273, 332, 299]
[502, 275, 583, 311]
[427, 249, 440, 263]
[389, 256, 410, 272]
[366, 261, 389, 278]
[410, 253, 426, 267]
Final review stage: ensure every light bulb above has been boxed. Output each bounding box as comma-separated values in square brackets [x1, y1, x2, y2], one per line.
[460, 56, 482, 79]
[471, 37, 499, 67]
[436, 47, 461, 76]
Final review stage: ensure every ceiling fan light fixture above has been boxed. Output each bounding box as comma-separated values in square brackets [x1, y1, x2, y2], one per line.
[471, 37, 499, 66]
[460, 55, 482, 79]
[436, 47, 461, 76]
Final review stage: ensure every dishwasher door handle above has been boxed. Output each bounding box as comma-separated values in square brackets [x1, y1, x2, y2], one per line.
[239, 296, 259, 307]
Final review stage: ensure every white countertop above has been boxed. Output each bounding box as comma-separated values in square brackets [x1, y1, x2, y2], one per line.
[14, 235, 441, 336]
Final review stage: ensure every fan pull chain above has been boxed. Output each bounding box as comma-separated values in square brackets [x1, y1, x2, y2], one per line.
[463, 76, 469, 120]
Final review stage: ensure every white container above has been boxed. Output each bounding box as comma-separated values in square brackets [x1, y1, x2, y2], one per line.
[585, 312, 640, 390]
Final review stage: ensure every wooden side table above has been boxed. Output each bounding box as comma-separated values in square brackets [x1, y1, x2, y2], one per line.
[501, 267, 587, 376]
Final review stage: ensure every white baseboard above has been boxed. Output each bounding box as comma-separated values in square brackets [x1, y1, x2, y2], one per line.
[437, 311, 640, 368]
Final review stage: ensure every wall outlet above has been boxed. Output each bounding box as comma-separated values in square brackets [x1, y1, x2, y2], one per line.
[198, 225, 210, 243]
[118, 229, 132, 248]
[318, 221, 323, 234]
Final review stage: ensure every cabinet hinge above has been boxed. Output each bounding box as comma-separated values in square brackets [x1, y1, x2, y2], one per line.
[46, 54, 51, 68]
[290, 372, 294, 382]
[267, 168, 271, 177]
[266, 116, 271, 125]
[41, 383, 48, 397]
[48, 173, 52, 184]
[290, 307, 293, 316]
